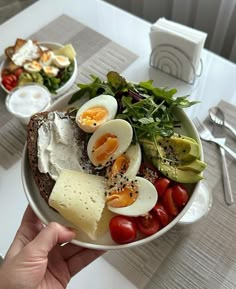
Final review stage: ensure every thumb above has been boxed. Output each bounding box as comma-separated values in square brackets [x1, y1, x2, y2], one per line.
[27, 222, 76, 258]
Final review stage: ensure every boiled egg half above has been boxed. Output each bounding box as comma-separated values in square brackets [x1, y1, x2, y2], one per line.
[24, 60, 42, 73]
[107, 176, 158, 217]
[108, 143, 142, 179]
[53, 55, 70, 68]
[40, 50, 55, 66]
[43, 66, 59, 77]
[87, 119, 133, 167]
[76, 95, 118, 133]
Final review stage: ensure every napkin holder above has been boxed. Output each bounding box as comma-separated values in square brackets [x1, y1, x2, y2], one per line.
[149, 18, 207, 85]
[149, 44, 203, 84]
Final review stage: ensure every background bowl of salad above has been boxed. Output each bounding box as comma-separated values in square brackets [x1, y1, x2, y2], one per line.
[0, 39, 77, 97]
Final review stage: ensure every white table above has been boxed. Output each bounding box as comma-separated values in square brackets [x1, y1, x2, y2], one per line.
[1, 1, 236, 288]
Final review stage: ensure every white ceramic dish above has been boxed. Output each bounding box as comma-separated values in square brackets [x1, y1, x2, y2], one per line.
[0, 41, 77, 97]
[21, 89, 209, 250]
[5, 83, 52, 125]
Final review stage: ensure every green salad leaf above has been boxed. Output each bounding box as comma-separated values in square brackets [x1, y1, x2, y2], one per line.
[68, 71, 199, 141]
[68, 75, 114, 104]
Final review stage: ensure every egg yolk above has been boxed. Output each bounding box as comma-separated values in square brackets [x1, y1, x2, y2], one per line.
[92, 133, 118, 166]
[110, 154, 129, 177]
[106, 185, 138, 208]
[106, 154, 138, 208]
[40, 51, 52, 63]
[80, 107, 108, 127]
[55, 55, 67, 62]
[26, 60, 42, 71]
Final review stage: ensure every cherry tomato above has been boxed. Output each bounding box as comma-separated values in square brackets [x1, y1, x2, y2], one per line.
[154, 177, 171, 197]
[152, 203, 170, 227]
[136, 213, 161, 236]
[162, 187, 178, 217]
[138, 162, 159, 184]
[14, 68, 24, 78]
[109, 216, 137, 244]
[2, 74, 18, 91]
[172, 184, 189, 207]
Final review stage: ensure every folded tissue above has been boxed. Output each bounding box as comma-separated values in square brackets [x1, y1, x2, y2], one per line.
[150, 18, 207, 84]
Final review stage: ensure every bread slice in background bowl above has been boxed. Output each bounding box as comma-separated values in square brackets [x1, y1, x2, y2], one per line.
[21, 87, 206, 250]
[0, 41, 78, 97]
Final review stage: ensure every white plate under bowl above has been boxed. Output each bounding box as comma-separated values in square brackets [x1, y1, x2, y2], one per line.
[21, 89, 206, 250]
[0, 41, 78, 97]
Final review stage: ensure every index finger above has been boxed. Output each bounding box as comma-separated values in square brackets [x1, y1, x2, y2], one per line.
[5, 205, 43, 260]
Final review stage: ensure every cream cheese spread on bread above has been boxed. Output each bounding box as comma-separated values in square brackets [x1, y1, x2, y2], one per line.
[12, 39, 41, 66]
[37, 112, 83, 180]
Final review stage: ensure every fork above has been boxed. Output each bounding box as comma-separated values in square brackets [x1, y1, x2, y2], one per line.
[192, 118, 236, 161]
[212, 120, 233, 205]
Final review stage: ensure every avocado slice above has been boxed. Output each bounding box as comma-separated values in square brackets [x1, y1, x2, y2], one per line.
[18, 72, 33, 86]
[153, 158, 204, 183]
[178, 159, 207, 173]
[140, 134, 206, 183]
[141, 134, 200, 163]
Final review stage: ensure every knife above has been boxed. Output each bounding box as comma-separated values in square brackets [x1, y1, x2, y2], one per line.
[212, 122, 234, 205]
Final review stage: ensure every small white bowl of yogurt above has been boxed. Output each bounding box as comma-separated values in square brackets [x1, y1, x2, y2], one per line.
[5, 83, 51, 125]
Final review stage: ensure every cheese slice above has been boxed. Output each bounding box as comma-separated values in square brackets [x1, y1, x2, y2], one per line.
[49, 169, 106, 240]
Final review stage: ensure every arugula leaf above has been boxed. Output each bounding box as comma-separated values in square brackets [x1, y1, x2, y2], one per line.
[40, 71, 61, 93]
[120, 95, 176, 140]
[69, 75, 114, 104]
[137, 80, 197, 109]
[68, 89, 90, 105]
[169, 95, 200, 108]
[68, 71, 199, 143]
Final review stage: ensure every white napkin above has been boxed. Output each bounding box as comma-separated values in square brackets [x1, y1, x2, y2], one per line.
[150, 18, 207, 83]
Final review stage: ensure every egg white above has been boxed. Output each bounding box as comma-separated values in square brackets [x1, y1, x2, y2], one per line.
[43, 66, 59, 77]
[123, 143, 142, 177]
[87, 119, 133, 167]
[76, 94, 118, 133]
[108, 176, 158, 216]
[53, 55, 70, 68]
[40, 50, 55, 66]
[23, 61, 42, 73]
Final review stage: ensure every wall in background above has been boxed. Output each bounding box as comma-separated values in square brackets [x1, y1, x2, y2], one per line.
[103, 0, 236, 63]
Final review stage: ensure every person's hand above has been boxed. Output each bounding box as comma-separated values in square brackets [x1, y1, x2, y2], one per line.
[0, 206, 104, 289]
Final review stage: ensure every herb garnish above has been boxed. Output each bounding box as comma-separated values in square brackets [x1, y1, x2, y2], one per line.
[69, 71, 199, 143]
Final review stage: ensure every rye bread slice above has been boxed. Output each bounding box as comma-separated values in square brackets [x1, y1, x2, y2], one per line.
[27, 110, 106, 204]
[27, 111, 56, 203]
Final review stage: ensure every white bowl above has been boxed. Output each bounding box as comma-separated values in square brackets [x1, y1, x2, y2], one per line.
[5, 83, 52, 125]
[21, 89, 207, 250]
[0, 41, 77, 97]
